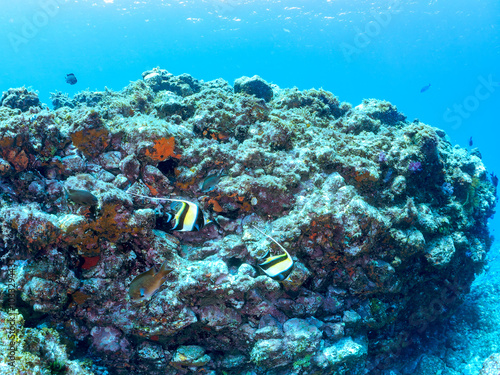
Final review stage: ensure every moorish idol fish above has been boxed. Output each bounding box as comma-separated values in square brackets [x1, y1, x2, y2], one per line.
[168, 198, 213, 231]
[128, 192, 212, 232]
[251, 225, 294, 281]
[128, 260, 174, 302]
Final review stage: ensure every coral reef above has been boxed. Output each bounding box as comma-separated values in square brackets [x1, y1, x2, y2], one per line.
[1, 87, 42, 112]
[0, 68, 497, 374]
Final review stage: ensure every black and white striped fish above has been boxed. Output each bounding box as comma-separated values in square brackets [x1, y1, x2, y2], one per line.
[167, 198, 212, 232]
[128, 192, 212, 232]
[252, 225, 294, 281]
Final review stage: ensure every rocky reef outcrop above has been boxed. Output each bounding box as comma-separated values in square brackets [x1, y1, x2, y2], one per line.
[0, 309, 93, 375]
[0, 67, 497, 374]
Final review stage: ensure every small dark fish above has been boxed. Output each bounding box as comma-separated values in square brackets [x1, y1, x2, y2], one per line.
[491, 173, 498, 188]
[65, 73, 77, 85]
[128, 193, 212, 232]
[128, 260, 174, 302]
[252, 225, 294, 281]
[65, 187, 98, 206]
[383, 169, 393, 183]
[201, 170, 227, 193]
[468, 137, 473, 147]
[420, 83, 431, 93]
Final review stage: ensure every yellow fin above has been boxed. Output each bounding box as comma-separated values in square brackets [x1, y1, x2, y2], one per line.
[251, 225, 294, 281]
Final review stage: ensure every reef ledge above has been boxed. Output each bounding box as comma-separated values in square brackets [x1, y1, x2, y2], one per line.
[0, 68, 497, 375]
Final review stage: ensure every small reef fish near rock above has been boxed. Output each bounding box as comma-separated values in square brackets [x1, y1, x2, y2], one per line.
[252, 225, 294, 281]
[420, 83, 431, 93]
[129, 193, 212, 231]
[65, 73, 77, 85]
[491, 172, 498, 188]
[201, 170, 227, 193]
[65, 187, 98, 206]
[128, 260, 174, 302]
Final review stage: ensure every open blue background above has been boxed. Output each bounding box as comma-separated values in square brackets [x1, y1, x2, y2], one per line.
[1, 0, 498, 243]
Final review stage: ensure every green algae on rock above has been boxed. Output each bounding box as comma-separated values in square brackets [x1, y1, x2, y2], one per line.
[0, 68, 497, 375]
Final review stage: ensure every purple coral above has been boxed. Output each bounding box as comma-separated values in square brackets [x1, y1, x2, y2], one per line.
[90, 326, 131, 354]
[378, 152, 387, 163]
[408, 161, 422, 173]
[441, 182, 454, 196]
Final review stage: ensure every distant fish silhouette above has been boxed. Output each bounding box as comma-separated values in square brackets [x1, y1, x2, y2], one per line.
[491, 172, 498, 188]
[65, 73, 77, 85]
[420, 83, 431, 93]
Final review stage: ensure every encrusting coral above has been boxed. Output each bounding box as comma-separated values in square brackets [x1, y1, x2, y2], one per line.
[0, 68, 497, 374]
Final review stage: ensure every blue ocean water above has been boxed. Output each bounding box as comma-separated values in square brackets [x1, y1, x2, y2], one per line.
[1, 0, 498, 235]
